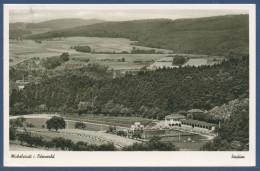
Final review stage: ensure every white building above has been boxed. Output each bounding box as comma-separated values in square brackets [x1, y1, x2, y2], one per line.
[130, 122, 144, 132]
[165, 114, 186, 127]
[18, 85, 25, 91]
[180, 119, 216, 133]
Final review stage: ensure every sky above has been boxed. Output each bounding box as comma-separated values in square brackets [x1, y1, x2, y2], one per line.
[9, 8, 249, 23]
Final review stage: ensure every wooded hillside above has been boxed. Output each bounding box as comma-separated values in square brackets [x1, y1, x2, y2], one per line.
[10, 56, 249, 119]
[27, 15, 249, 57]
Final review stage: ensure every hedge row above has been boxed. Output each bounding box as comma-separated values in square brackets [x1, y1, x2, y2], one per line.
[14, 131, 117, 151]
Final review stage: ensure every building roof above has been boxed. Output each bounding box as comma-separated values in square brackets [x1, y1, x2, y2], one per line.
[180, 119, 216, 127]
[187, 109, 204, 113]
[165, 114, 186, 119]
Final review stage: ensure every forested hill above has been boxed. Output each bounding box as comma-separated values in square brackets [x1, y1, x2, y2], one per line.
[10, 18, 106, 38]
[10, 57, 249, 119]
[27, 15, 249, 57]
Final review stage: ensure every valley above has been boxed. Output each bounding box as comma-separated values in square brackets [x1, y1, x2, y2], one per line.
[8, 14, 249, 152]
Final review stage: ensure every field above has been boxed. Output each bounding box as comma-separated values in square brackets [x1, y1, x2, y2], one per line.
[9, 37, 169, 69]
[147, 56, 223, 70]
[10, 36, 224, 72]
[10, 114, 152, 130]
[61, 114, 153, 128]
[162, 136, 208, 151]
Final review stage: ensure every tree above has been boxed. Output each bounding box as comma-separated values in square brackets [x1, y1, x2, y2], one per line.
[11, 103, 27, 115]
[17, 131, 32, 144]
[10, 116, 26, 128]
[60, 52, 69, 62]
[9, 127, 16, 141]
[172, 56, 186, 65]
[78, 101, 92, 115]
[102, 100, 115, 114]
[46, 116, 66, 132]
[51, 137, 73, 150]
[139, 106, 148, 117]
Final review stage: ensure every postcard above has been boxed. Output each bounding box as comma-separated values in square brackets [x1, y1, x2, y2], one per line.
[3, 4, 256, 167]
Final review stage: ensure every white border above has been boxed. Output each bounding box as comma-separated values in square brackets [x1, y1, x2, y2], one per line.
[3, 4, 256, 167]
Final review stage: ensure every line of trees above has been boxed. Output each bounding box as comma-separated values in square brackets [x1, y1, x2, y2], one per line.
[130, 47, 164, 54]
[12, 130, 117, 151]
[71, 46, 91, 53]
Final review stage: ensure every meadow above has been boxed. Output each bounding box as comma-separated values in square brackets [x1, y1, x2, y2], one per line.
[10, 37, 168, 70]
[61, 114, 152, 128]
[21, 117, 109, 131]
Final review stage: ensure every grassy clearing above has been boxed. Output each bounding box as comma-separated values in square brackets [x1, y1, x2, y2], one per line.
[61, 114, 152, 128]
[23, 118, 110, 131]
[26, 128, 105, 145]
[167, 135, 207, 151]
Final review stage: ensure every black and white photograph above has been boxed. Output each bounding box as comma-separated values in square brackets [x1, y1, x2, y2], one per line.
[3, 4, 256, 167]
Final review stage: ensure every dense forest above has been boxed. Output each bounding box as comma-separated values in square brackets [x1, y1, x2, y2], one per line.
[10, 56, 249, 121]
[201, 98, 249, 151]
[27, 15, 249, 57]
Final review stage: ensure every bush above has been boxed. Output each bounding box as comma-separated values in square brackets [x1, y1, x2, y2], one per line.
[172, 56, 186, 65]
[10, 117, 26, 128]
[26, 122, 35, 128]
[106, 125, 116, 133]
[72, 141, 89, 151]
[43, 140, 55, 149]
[17, 131, 32, 145]
[74, 46, 91, 53]
[41, 57, 62, 69]
[98, 143, 117, 151]
[74, 122, 86, 129]
[51, 137, 73, 150]
[32, 136, 44, 147]
[41, 52, 69, 69]
[132, 132, 142, 139]
[117, 130, 127, 137]
[60, 52, 69, 62]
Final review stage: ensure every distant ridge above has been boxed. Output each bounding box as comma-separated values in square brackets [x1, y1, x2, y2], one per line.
[9, 18, 106, 37]
[25, 15, 249, 57]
